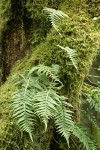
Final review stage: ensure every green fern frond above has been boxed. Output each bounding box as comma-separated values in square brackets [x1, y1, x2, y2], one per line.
[33, 90, 59, 131]
[28, 64, 60, 82]
[57, 45, 78, 69]
[11, 64, 65, 139]
[86, 88, 100, 113]
[72, 125, 96, 150]
[83, 111, 100, 149]
[55, 100, 74, 146]
[11, 88, 35, 141]
[43, 7, 68, 31]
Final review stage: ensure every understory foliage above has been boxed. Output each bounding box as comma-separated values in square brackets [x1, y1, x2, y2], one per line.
[11, 64, 74, 143]
[10, 7, 100, 150]
[11, 64, 97, 150]
[82, 83, 100, 149]
[43, 7, 69, 31]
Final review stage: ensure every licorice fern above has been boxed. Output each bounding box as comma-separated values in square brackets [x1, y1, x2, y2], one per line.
[71, 125, 97, 150]
[83, 111, 100, 149]
[83, 85, 100, 113]
[43, 7, 68, 31]
[57, 45, 78, 70]
[11, 77, 35, 141]
[55, 100, 74, 146]
[43, 8, 78, 70]
[11, 64, 97, 149]
[86, 88, 100, 113]
[11, 64, 73, 143]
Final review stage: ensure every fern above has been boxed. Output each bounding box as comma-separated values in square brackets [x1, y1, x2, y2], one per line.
[82, 110, 100, 149]
[28, 64, 60, 82]
[55, 100, 74, 146]
[43, 7, 68, 31]
[57, 45, 78, 69]
[84, 87, 100, 113]
[11, 64, 73, 142]
[11, 77, 35, 141]
[33, 89, 61, 131]
[71, 125, 96, 150]
[11, 64, 97, 150]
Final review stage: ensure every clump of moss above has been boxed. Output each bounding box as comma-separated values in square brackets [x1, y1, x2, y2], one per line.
[0, 0, 11, 31]
[86, 0, 100, 17]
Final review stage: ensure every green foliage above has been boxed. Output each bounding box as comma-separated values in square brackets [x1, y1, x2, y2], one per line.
[43, 7, 68, 31]
[72, 125, 96, 150]
[85, 0, 100, 17]
[82, 84, 100, 149]
[84, 111, 100, 148]
[11, 64, 98, 150]
[0, 0, 11, 31]
[11, 64, 74, 144]
[57, 45, 78, 70]
[83, 85, 100, 113]
[55, 100, 73, 146]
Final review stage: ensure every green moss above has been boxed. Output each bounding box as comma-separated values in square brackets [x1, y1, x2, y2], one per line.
[86, 0, 100, 17]
[0, 0, 11, 31]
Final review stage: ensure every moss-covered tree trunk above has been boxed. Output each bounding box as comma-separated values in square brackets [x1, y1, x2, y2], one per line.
[0, 0, 100, 150]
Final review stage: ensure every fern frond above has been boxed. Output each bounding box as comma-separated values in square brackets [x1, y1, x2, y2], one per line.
[57, 45, 78, 69]
[34, 89, 65, 131]
[11, 64, 65, 137]
[11, 88, 35, 141]
[43, 7, 68, 31]
[86, 88, 100, 113]
[83, 111, 100, 149]
[55, 100, 74, 146]
[72, 125, 96, 150]
[29, 64, 59, 81]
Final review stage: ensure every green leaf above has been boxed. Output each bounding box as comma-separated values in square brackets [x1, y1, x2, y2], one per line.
[72, 125, 96, 150]
[43, 7, 68, 31]
[57, 45, 78, 70]
[55, 101, 74, 146]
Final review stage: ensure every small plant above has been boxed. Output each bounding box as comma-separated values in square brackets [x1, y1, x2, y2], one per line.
[44, 7, 78, 70]
[82, 83, 100, 149]
[57, 45, 78, 70]
[43, 7, 69, 31]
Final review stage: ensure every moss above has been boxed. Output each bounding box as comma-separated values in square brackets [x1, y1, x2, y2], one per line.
[0, 0, 63, 82]
[85, 0, 100, 17]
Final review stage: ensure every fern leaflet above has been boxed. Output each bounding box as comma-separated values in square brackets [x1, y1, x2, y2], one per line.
[57, 45, 78, 69]
[43, 7, 68, 31]
[55, 100, 74, 146]
[11, 77, 35, 141]
[72, 125, 96, 150]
